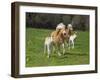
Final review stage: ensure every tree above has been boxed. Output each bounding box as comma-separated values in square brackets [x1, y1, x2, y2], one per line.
[26, 13, 89, 31]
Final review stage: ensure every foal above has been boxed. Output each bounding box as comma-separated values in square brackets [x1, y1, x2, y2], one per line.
[44, 37, 53, 58]
[68, 32, 77, 49]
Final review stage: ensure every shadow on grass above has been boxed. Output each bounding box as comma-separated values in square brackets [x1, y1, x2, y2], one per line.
[50, 51, 88, 59]
[64, 52, 88, 56]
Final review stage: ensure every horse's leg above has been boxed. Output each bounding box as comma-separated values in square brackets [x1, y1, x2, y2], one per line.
[57, 44, 61, 56]
[72, 40, 74, 49]
[62, 43, 65, 54]
[66, 41, 68, 48]
[66, 38, 69, 48]
[47, 44, 50, 58]
[68, 40, 71, 50]
[52, 44, 56, 54]
[44, 44, 46, 54]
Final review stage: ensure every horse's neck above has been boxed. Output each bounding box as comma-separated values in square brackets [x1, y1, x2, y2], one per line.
[68, 29, 73, 36]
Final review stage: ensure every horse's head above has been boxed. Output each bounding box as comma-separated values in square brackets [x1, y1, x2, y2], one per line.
[67, 24, 74, 36]
[67, 24, 73, 31]
[59, 28, 67, 38]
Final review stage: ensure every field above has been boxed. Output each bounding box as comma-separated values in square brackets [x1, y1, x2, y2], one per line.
[26, 28, 89, 67]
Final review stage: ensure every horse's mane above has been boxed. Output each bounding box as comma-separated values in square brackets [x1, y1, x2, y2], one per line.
[56, 29, 61, 36]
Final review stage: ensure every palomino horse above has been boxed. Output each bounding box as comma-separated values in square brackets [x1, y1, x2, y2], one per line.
[51, 28, 68, 57]
[68, 31, 77, 49]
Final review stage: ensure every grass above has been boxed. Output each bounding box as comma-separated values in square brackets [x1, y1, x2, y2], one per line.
[26, 28, 89, 67]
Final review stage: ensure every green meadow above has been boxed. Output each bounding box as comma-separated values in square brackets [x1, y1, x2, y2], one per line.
[26, 28, 89, 67]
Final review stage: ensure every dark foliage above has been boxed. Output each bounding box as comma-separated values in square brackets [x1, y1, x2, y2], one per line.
[26, 12, 89, 31]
